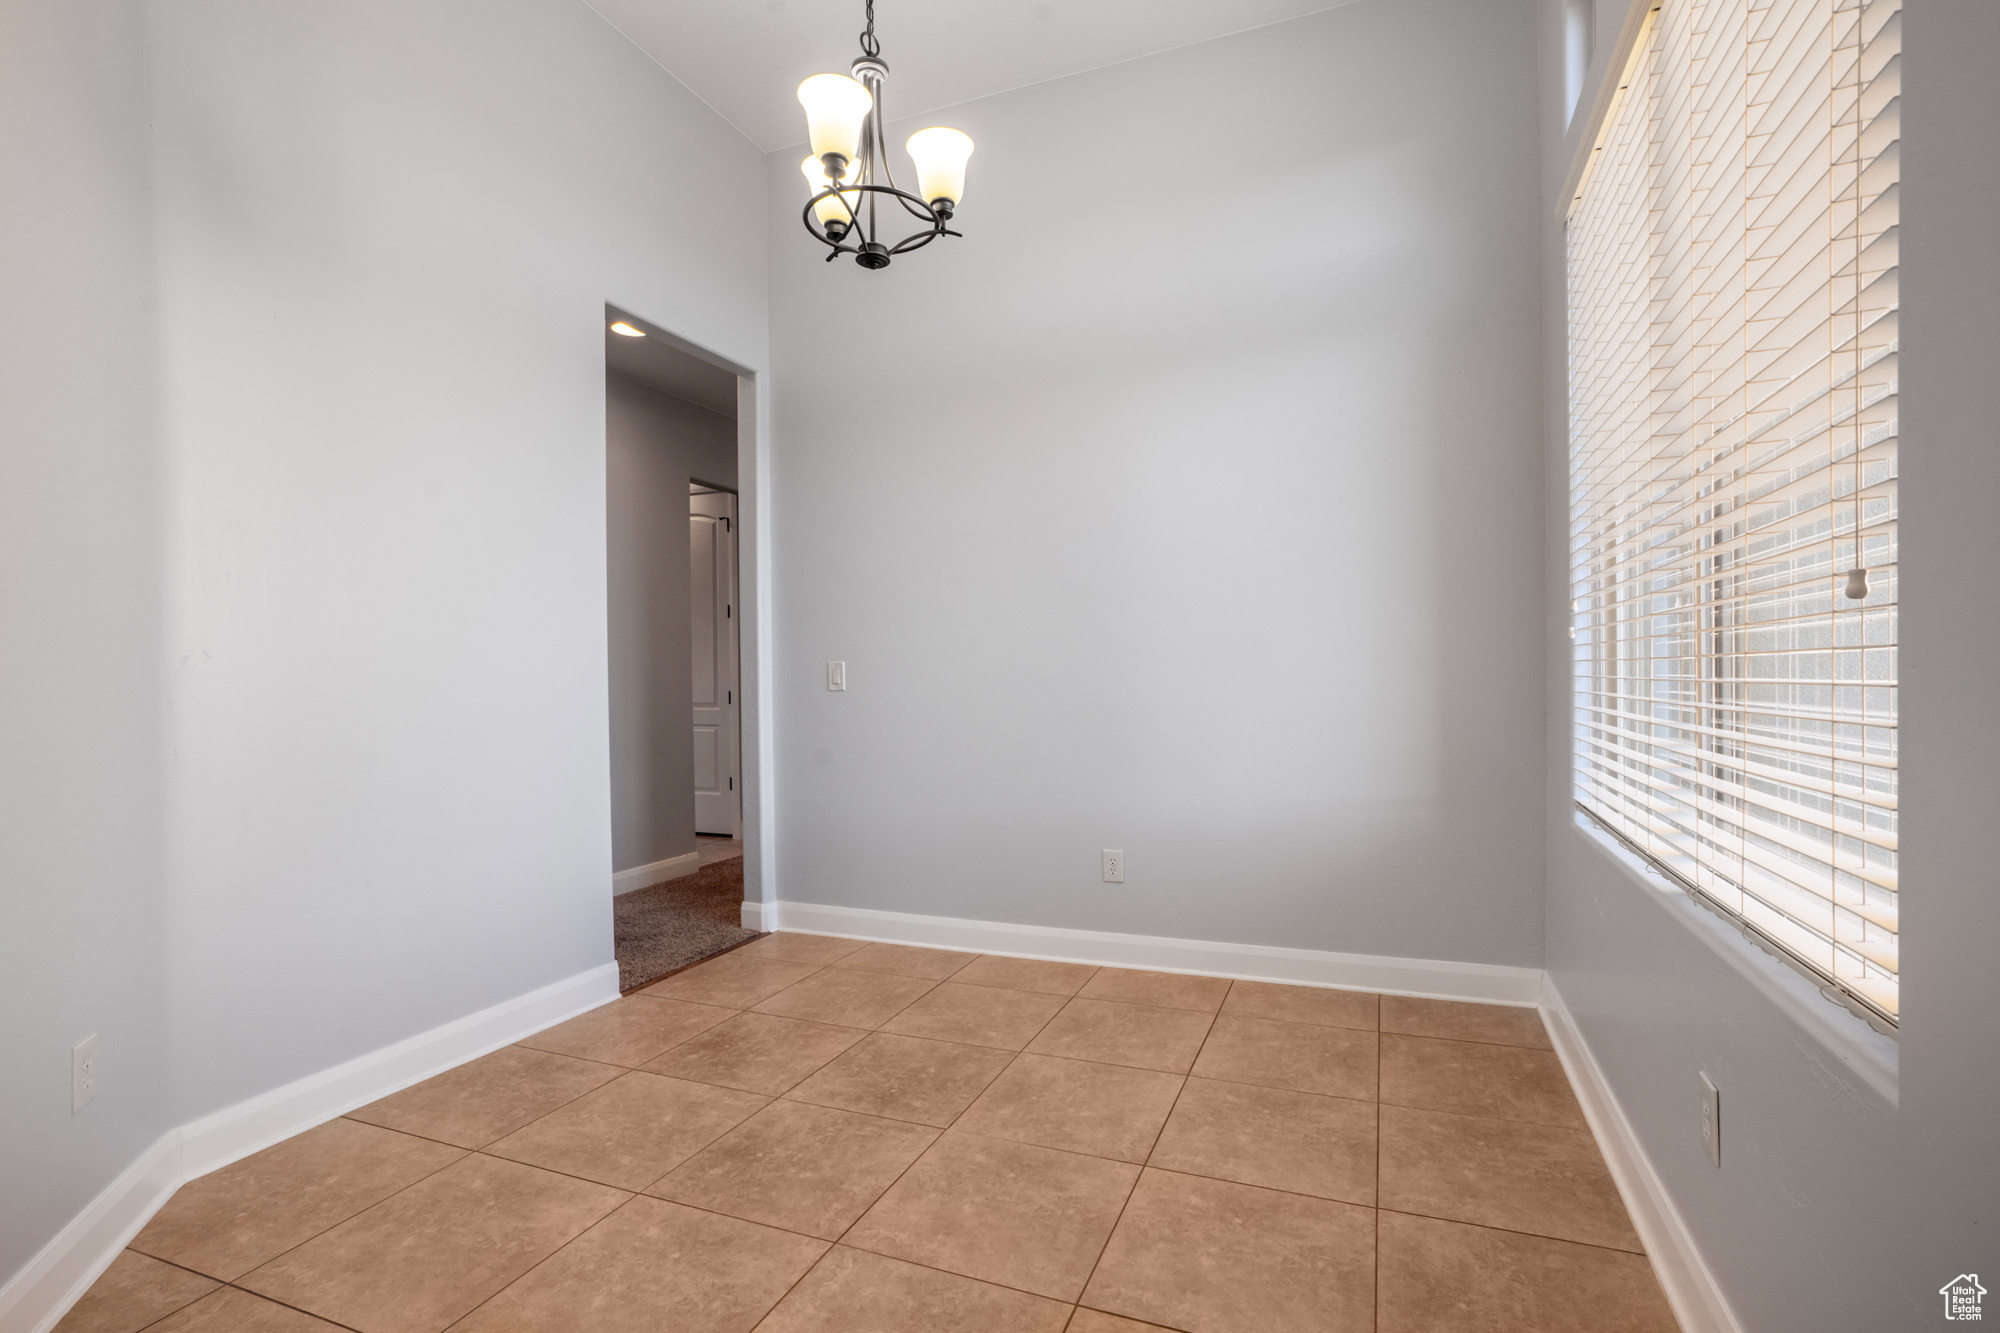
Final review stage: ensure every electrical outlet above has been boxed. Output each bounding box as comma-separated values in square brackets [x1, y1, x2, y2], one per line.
[73, 1034, 99, 1113]
[1101, 849, 1125, 883]
[826, 660, 846, 692]
[1699, 1071, 1720, 1167]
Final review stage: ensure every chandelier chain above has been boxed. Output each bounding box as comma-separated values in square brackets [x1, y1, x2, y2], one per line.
[859, 0, 879, 58]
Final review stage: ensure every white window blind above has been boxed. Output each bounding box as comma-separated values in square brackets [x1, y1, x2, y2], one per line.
[1568, 0, 1900, 1023]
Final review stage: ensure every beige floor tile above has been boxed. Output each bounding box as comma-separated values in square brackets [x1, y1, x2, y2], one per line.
[951, 955, 1099, 997]
[238, 1154, 624, 1333]
[1077, 968, 1230, 1013]
[880, 982, 1067, 1050]
[1380, 1034, 1585, 1129]
[753, 966, 938, 1029]
[784, 1032, 1013, 1126]
[1148, 1077, 1376, 1205]
[131, 1118, 463, 1280]
[1025, 998, 1212, 1074]
[1222, 980, 1379, 1031]
[1381, 996, 1553, 1049]
[1379, 1104, 1640, 1250]
[515, 994, 733, 1067]
[1082, 1168, 1374, 1333]
[143, 1286, 347, 1332]
[1066, 1310, 1179, 1333]
[645, 953, 822, 1009]
[956, 1053, 1183, 1162]
[1376, 1211, 1677, 1332]
[644, 1011, 865, 1095]
[484, 1070, 766, 1190]
[836, 941, 977, 980]
[1189, 1014, 1377, 1099]
[451, 1196, 825, 1333]
[845, 1131, 1139, 1302]
[53, 1251, 217, 1333]
[346, 1045, 620, 1149]
[650, 1099, 937, 1238]
[754, 1246, 1073, 1333]
[730, 932, 866, 965]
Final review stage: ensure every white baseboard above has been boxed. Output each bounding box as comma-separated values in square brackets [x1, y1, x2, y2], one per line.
[0, 962, 619, 1333]
[612, 851, 700, 896]
[1541, 975, 1741, 1333]
[740, 899, 769, 932]
[179, 962, 619, 1178]
[0, 1131, 182, 1333]
[769, 901, 1544, 1005]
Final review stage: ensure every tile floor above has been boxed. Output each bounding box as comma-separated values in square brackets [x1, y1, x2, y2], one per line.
[62, 937, 1681, 1333]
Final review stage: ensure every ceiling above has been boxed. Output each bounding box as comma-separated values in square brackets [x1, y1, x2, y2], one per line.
[604, 310, 739, 416]
[586, 0, 1356, 152]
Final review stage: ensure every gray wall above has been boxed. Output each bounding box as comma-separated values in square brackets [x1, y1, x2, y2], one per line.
[3, 0, 771, 1297]
[142, 0, 768, 1141]
[1538, 2, 2000, 1328]
[764, 0, 1547, 965]
[0, 0, 174, 1292]
[607, 370, 737, 875]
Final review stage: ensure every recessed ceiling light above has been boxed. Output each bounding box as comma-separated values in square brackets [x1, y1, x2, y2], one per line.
[609, 321, 645, 337]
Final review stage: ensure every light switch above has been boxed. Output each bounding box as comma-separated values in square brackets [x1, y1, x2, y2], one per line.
[826, 661, 846, 691]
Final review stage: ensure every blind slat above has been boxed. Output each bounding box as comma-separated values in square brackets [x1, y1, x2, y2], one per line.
[1569, 0, 1900, 1022]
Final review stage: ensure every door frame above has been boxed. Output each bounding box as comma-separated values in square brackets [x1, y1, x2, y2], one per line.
[604, 304, 775, 930]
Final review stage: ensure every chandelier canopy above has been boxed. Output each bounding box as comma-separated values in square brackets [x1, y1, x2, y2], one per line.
[796, 1, 973, 269]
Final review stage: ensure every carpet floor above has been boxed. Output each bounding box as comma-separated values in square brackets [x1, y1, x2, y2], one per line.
[613, 858, 758, 991]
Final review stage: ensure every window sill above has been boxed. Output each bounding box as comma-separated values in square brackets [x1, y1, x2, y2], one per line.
[1569, 812, 1900, 1106]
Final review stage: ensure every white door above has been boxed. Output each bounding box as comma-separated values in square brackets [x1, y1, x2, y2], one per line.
[690, 489, 741, 835]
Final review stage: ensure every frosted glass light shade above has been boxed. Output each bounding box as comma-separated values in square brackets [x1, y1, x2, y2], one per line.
[906, 127, 973, 207]
[800, 155, 860, 228]
[798, 74, 872, 166]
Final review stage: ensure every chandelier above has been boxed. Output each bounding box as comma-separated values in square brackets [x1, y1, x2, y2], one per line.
[796, 1, 974, 269]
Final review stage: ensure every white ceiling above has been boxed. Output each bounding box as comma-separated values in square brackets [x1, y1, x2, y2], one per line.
[586, 0, 1357, 152]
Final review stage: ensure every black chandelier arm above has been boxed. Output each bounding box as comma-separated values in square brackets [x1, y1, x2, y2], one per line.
[798, 182, 957, 259]
[865, 80, 903, 197]
[864, 103, 933, 224]
[805, 181, 940, 223]
[850, 62, 919, 213]
[889, 184, 933, 223]
[886, 226, 960, 256]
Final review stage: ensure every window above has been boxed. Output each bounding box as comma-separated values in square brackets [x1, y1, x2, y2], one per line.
[1568, 0, 1900, 1024]
[1564, 0, 1597, 126]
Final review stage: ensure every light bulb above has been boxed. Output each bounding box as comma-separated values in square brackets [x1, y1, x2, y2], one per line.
[905, 127, 973, 211]
[800, 155, 863, 235]
[608, 321, 645, 337]
[797, 74, 872, 170]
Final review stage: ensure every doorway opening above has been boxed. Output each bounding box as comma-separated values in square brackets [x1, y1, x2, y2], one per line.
[603, 305, 758, 990]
